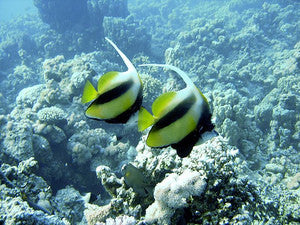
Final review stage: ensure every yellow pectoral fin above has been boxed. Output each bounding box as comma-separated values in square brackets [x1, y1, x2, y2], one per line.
[138, 107, 154, 131]
[81, 80, 98, 103]
[97, 71, 119, 95]
[152, 92, 177, 117]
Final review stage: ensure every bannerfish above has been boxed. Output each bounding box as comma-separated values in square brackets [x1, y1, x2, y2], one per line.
[81, 37, 143, 123]
[122, 163, 153, 197]
[138, 64, 216, 158]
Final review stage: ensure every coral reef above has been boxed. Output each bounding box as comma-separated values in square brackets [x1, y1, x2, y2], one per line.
[87, 0, 129, 26]
[37, 106, 66, 125]
[255, 74, 299, 160]
[0, 0, 299, 224]
[3, 120, 34, 162]
[89, 136, 267, 224]
[33, 0, 129, 32]
[103, 15, 151, 57]
[0, 158, 65, 224]
[67, 128, 130, 169]
[53, 186, 86, 224]
[139, 72, 163, 108]
[33, 0, 88, 31]
[97, 215, 136, 225]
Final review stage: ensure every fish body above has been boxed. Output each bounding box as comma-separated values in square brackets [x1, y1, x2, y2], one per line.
[138, 64, 215, 157]
[81, 38, 143, 123]
[122, 163, 153, 196]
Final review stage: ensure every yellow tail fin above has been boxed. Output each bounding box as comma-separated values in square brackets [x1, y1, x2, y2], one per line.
[81, 80, 98, 103]
[138, 107, 154, 131]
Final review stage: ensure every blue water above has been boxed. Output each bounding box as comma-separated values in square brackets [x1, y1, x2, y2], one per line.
[0, 0, 37, 22]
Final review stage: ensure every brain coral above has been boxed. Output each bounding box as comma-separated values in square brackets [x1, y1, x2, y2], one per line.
[37, 106, 66, 126]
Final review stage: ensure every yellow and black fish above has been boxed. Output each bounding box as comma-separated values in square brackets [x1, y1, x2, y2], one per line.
[138, 64, 215, 158]
[81, 38, 143, 123]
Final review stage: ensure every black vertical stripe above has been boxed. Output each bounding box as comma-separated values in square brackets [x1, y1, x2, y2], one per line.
[106, 86, 143, 124]
[94, 79, 133, 104]
[152, 94, 196, 130]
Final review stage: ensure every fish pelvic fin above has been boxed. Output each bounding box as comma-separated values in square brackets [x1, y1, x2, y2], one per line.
[138, 107, 154, 131]
[139, 64, 194, 87]
[105, 37, 136, 72]
[81, 80, 98, 103]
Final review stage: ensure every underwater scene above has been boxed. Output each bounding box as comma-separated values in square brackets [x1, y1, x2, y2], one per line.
[0, 0, 299, 224]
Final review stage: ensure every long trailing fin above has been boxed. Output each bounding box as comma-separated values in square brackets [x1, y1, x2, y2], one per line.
[105, 37, 135, 72]
[138, 107, 154, 132]
[139, 64, 194, 87]
[81, 80, 98, 103]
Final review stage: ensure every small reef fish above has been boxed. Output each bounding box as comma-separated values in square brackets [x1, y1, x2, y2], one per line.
[122, 163, 153, 197]
[81, 37, 143, 123]
[138, 64, 216, 158]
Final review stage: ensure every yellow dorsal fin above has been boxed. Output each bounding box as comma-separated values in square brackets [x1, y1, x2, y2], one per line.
[138, 107, 154, 131]
[97, 71, 119, 95]
[152, 92, 177, 117]
[81, 80, 98, 103]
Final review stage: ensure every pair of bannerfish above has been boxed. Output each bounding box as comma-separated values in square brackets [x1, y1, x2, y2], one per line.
[82, 38, 217, 158]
